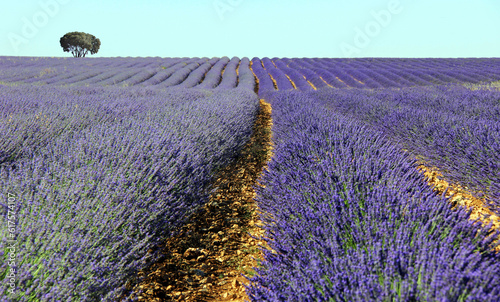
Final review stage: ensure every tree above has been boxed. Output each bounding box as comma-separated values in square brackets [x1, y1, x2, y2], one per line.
[60, 32, 100, 58]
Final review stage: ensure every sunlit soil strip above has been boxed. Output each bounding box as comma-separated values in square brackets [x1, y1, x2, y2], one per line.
[307, 80, 317, 90]
[335, 76, 347, 87]
[249, 62, 259, 95]
[320, 76, 334, 88]
[269, 73, 278, 90]
[235, 60, 241, 86]
[285, 74, 297, 89]
[120, 99, 274, 302]
[417, 164, 500, 252]
[302, 75, 317, 90]
[206, 99, 275, 302]
[351, 76, 364, 85]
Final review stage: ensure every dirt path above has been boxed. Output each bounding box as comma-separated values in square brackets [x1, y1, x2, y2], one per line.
[417, 164, 500, 252]
[119, 99, 273, 301]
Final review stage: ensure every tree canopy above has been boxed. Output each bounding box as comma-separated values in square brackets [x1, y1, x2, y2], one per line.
[60, 32, 100, 58]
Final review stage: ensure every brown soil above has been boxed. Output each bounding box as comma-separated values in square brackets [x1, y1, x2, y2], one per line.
[118, 99, 274, 301]
[249, 62, 259, 95]
[417, 164, 500, 252]
[235, 60, 241, 86]
[351, 76, 364, 85]
[334, 76, 346, 87]
[268, 74, 278, 90]
[319, 76, 334, 88]
[285, 74, 297, 89]
[250, 61, 259, 95]
[307, 80, 317, 90]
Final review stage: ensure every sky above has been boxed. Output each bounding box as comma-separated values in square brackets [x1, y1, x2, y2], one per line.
[0, 0, 499, 58]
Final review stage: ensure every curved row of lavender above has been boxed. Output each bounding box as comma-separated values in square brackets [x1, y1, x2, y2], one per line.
[0, 57, 178, 85]
[237, 57, 258, 92]
[247, 90, 500, 301]
[215, 56, 240, 90]
[251, 57, 276, 92]
[251, 57, 500, 95]
[310, 85, 500, 214]
[0, 56, 255, 90]
[0, 85, 259, 301]
[261, 57, 294, 90]
[3, 56, 499, 92]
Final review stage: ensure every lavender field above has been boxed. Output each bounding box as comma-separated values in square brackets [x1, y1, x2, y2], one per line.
[1, 56, 500, 301]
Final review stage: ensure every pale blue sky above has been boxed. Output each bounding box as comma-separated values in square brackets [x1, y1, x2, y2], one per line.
[0, 0, 498, 58]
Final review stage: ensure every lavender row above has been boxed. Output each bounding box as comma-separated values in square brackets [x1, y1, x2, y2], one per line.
[236, 57, 257, 91]
[269, 58, 500, 90]
[0, 57, 194, 87]
[137, 59, 200, 86]
[176, 58, 219, 88]
[3, 57, 500, 90]
[247, 90, 500, 301]
[195, 57, 230, 89]
[118, 68, 159, 87]
[261, 57, 294, 90]
[0, 57, 179, 85]
[312, 85, 500, 213]
[0, 56, 257, 90]
[0, 85, 260, 301]
[274, 60, 314, 91]
[251, 58, 276, 95]
[152, 58, 208, 88]
[215, 57, 240, 90]
[291, 67, 330, 89]
[94, 69, 144, 86]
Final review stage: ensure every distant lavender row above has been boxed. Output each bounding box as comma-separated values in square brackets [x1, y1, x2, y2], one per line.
[237, 57, 257, 91]
[247, 90, 500, 301]
[0, 56, 255, 91]
[0, 57, 175, 84]
[262, 58, 294, 90]
[312, 85, 500, 213]
[274, 60, 314, 91]
[5, 56, 500, 93]
[251, 58, 276, 95]
[195, 57, 230, 89]
[215, 57, 240, 90]
[0, 85, 260, 301]
[250, 58, 500, 95]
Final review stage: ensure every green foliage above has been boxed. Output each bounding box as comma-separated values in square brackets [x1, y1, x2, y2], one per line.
[60, 32, 101, 58]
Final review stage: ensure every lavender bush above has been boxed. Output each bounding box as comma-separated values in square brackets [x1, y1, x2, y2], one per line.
[0, 84, 259, 301]
[195, 57, 230, 89]
[274, 60, 314, 91]
[215, 57, 240, 90]
[261, 57, 294, 91]
[251, 57, 276, 95]
[312, 85, 500, 213]
[247, 90, 500, 301]
[175, 58, 219, 88]
[236, 57, 257, 91]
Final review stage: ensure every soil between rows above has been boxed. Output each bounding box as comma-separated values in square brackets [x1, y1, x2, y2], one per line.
[417, 164, 500, 252]
[118, 99, 273, 301]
